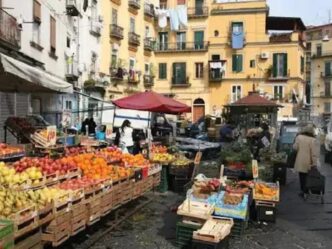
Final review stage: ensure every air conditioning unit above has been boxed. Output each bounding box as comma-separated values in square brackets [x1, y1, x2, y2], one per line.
[323, 34, 330, 42]
[260, 52, 269, 59]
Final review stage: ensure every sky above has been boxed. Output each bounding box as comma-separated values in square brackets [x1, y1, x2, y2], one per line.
[267, 0, 332, 26]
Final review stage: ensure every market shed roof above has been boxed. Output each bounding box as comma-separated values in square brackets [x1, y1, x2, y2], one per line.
[227, 92, 281, 107]
[267, 16, 306, 31]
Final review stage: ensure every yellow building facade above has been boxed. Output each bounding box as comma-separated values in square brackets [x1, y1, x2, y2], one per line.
[100, 0, 159, 99]
[305, 24, 332, 117]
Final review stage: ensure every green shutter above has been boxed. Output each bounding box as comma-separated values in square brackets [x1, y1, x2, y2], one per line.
[325, 62, 331, 76]
[238, 55, 243, 72]
[283, 53, 288, 77]
[159, 63, 167, 79]
[301, 56, 304, 73]
[272, 54, 277, 78]
[232, 54, 237, 72]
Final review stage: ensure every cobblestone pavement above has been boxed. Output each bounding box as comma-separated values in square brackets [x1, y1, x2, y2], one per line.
[60, 159, 332, 249]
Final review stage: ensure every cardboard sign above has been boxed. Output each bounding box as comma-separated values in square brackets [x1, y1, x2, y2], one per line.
[252, 159, 259, 180]
[194, 151, 202, 165]
[46, 126, 57, 146]
[105, 124, 113, 139]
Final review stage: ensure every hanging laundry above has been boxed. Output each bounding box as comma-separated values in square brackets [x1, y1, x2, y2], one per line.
[154, 7, 168, 29]
[176, 5, 188, 28]
[169, 9, 179, 31]
[210, 62, 222, 69]
[232, 32, 244, 49]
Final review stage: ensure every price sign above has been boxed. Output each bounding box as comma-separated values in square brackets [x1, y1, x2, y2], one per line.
[46, 126, 57, 146]
[105, 124, 113, 139]
[252, 159, 259, 180]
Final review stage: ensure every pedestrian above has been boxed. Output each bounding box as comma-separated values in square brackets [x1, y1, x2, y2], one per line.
[88, 118, 97, 135]
[293, 124, 319, 198]
[81, 118, 89, 135]
[117, 120, 134, 154]
[219, 121, 234, 143]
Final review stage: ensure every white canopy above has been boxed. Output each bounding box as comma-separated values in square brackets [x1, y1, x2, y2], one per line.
[0, 53, 73, 93]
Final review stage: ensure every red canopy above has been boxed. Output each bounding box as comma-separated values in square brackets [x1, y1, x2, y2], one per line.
[112, 91, 191, 114]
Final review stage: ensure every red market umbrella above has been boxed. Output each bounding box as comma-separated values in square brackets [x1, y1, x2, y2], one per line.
[112, 91, 191, 114]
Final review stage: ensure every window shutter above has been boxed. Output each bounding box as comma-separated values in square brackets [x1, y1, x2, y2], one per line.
[325, 62, 331, 76]
[238, 55, 243, 72]
[172, 63, 176, 82]
[177, 0, 186, 5]
[272, 54, 277, 78]
[50, 17, 56, 50]
[301, 56, 304, 73]
[232, 55, 237, 72]
[33, 1, 41, 22]
[283, 53, 288, 77]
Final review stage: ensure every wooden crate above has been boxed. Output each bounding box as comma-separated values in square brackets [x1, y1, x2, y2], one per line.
[41, 222, 70, 247]
[86, 196, 101, 226]
[45, 211, 71, 234]
[15, 228, 41, 249]
[101, 190, 113, 216]
[111, 183, 122, 209]
[10, 206, 38, 239]
[121, 180, 133, 204]
[70, 211, 86, 236]
[153, 172, 161, 187]
[53, 193, 71, 216]
[37, 203, 54, 226]
[132, 181, 143, 199]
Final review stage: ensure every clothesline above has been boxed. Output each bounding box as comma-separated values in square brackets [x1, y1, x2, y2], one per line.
[154, 5, 188, 31]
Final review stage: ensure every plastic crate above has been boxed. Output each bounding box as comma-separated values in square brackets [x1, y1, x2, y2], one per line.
[230, 218, 247, 238]
[157, 166, 168, 193]
[0, 220, 14, 240]
[192, 237, 230, 249]
[255, 201, 277, 223]
[170, 176, 190, 194]
[176, 222, 202, 248]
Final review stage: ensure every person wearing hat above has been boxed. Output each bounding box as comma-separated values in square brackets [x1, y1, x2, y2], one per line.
[293, 124, 319, 198]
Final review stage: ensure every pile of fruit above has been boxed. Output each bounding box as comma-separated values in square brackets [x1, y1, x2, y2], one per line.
[192, 179, 220, 199]
[225, 180, 252, 195]
[172, 154, 192, 167]
[223, 192, 243, 205]
[0, 143, 24, 158]
[58, 177, 100, 190]
[96, 147, 123, 163]
[65, 147, 88, 156]
[121, 154, 150, 168]
[151, 153, 174, 163]
[14, 157, 77, 176]
[151, 145, 168, 154]
[0, 162, 43, 188]
[6, 117, 35, 134]
[254, 182, 279, 201]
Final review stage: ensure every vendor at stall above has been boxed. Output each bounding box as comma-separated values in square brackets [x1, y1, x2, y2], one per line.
[219, 122, 235, 144]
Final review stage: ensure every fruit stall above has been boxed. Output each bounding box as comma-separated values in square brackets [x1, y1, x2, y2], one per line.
[0, 145, 171, 249]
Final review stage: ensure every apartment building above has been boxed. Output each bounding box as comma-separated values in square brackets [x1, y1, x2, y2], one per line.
[305, 23, 332, 120]
[151, 0, 306, 121]
[100, 0, 159, 100]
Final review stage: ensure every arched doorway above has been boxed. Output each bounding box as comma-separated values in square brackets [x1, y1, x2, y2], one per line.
[193, 98, 205, 122]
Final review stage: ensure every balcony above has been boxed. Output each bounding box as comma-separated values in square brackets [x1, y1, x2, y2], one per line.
[128, 32, 141, 46]
[65, 57, 79, 81]
[143, 75, 154, 86]
[321, 72, 332, 78]
[171, 77, 190, 87]
[0, 9, 21, 50]
[320, 91, 332, 98]
[110, 67, 125, 81]
[144, 38, 154, 51]
[188, 6, 209, 18]
[128, 71, 140, 84]
[144, 3, 154, 17]
[313, 50, 332, 58]
[90, 21, 102, 37]
[110, 24, 124, 40]
[129, 0, 140, 10]
[66, 0, 80, 16]
[209, 60, 226, 82]
[111, 0, 121, 5]
[155, 42, 209, 53]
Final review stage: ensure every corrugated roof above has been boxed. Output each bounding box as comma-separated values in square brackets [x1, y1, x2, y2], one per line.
[230, 93, 280, 107]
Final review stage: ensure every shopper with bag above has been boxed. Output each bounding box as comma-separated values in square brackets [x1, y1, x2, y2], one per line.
[115, 120, 134, 154]
[293, 124, 319, 198]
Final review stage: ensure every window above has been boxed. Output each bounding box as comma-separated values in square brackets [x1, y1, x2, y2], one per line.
[325, 61, 332, 76]
[160, 0, 167, 9]
[231, 85, 241, 102]
[232, 22, 243, 33]
[195, 63, 203, 78]
[316, 44, 322, 56]
[159, 63, 167, 79]
[129, 58, 135, 70]
[50, 16, 56, 53]
[33, 0, 41, 23]
[66, 37, 71, 48]
[32, 23, 41, 44]
[212, 54, 220, 61]
[65, 101, 72, 110]
[214, 30, 219, 37]
[272, 53, 288, 78]
[176, 32, 186, 50]
[194, 31, 204, 49]
[250, 60, 255, 68]
[145, 26, 150, 38]
[324, 102, 331, 113]
[145, 63, 149, 75]
[232, 54, 243, 73]
[159, 32, 168, 50]
[273, 85, 284, 100]
[301, 56, 304, 74]
[325, 81, 331, 96]
[91, 1, 97, 20]
[172, 63, 186, 84]
[111, 52, 117, 68]
[130, 17, 135, 32]
[112, 9, 117, 25]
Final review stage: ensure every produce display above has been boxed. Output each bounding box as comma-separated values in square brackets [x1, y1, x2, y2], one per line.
[121, 154, 150, 168]
[65, 146, 88, 156]
[254, 182, 279, 202]
[5, 117, 36, 134]
[0, 143, 25, 159]
[151, 145, 168, 154]
[58, 177, 100, 190]
[225, 180, 253, 195]
[223, 192, 243, 205]
[172, 154, 192, 167]
[151, 153, 174, 163]
[192, 179, 220, 199]
[96, 146, 123, 163]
